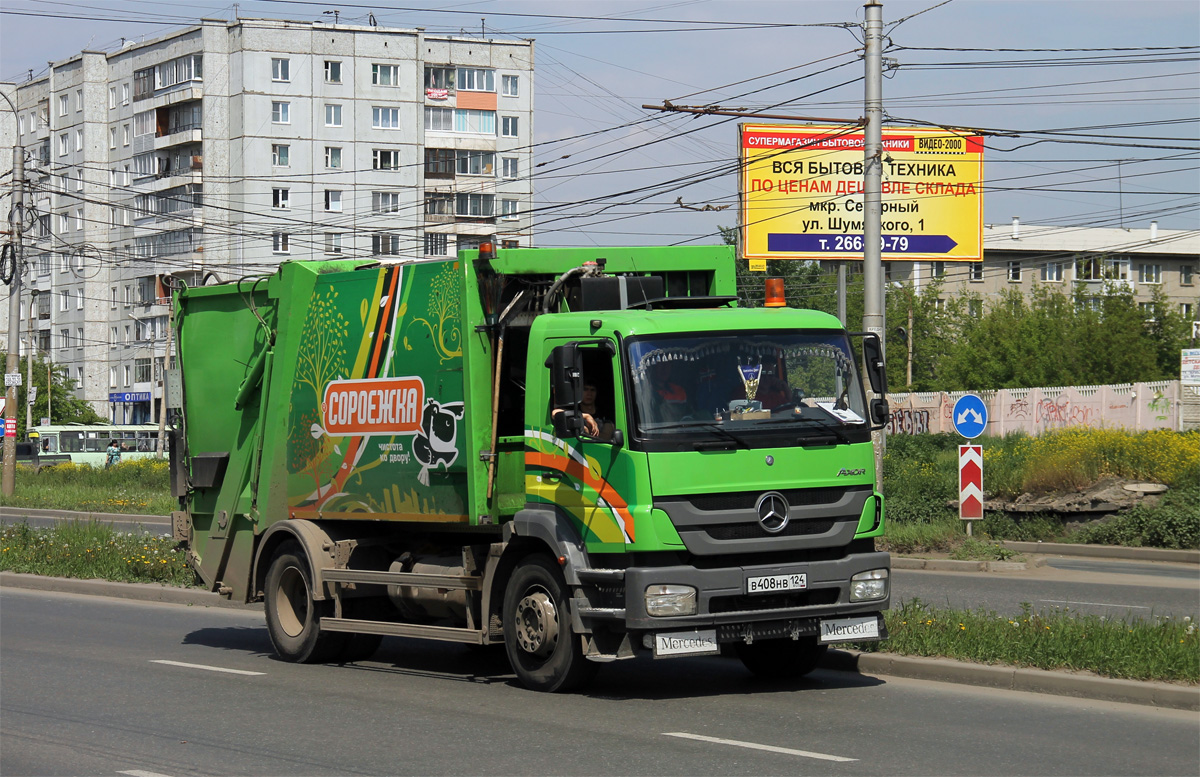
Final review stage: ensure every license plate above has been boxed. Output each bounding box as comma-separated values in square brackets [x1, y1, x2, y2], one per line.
[819, 616, 880, 643]
[653, 629, 719, 657]
[746, 573, 807, 594]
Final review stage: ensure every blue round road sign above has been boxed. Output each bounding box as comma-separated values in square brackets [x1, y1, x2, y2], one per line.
[952, 394, 988, 439]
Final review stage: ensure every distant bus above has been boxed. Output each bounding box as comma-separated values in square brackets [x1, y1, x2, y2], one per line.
[31, 424, 163, 467]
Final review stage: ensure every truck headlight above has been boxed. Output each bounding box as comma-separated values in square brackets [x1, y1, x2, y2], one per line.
[645, 584, 697, 616]
[850, 569, 889, 602]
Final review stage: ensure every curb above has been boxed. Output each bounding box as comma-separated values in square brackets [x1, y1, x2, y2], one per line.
[3, 571, 1195, 710]
[892, 557, 1048, 573]
[0, 571, 258, 610]
[1001, 541, 1199, 565]
[823, 649, 1198, 712]
[0, 508, 170, 525]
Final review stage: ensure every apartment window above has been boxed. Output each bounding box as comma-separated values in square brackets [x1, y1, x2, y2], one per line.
[123, 365, 130, 386]
[74, 208, 84, 230]
[372, 233, 400, 255]
[18, 115, 25, 135]
[122, 83, 130, 105]
[272, 188, 290, 209]
[154, 54, 202, 89]
[502, 74, 519, 97]
[1139, 301, 1156, 319]
[1041, 261, 1064, 282]
[324, 190, 342, 212]
[457, 67, 494, 92]
[111, 287, 117, 309]
[324, 60, 342, 83]
[125, 285, 132, 304]
[59, 95, 68, 116]
[425, 66, 455, 90]
[934, 298, 946, 312]
[76, 289, 84, 310]
[455, 193, 495, 218]
[501, 240, 519, 249]
[502, 157, 519, 179]
[501, 116, 518, 137]
[372, 106, 400, 129]
[60, 290, 70, 311]
[1181, 303, 1194, 320]
[425, 193, 453, 216]
[75, 170, 83, 191]
[372, 149, 401, 170]
[77, 328, 84, 349]
[501, 199, 519, 220]
[930, 261, 945, 279]
[425, 107, 454, 131]
[59, 133, 69, 156]
[424, 148, 454, 178]
[325, 146, 342, 168]
[1078, 256, 1129, 282]
[372, 191, 401, 213]
[372, 63, 400, 86]
[456, 109, 496, 135]
[109, 87, 117, 109]
[58, 213, 69, 233]
[968, 299, 982, 318]
[272, 233, 290, 254]
[59, 329, 70, 350]
[272, 143, 290, 166]
[271, 58, 290, 82]
[320, 103, 342, 127]
[1181, 265, 1195, 285]
[123, 124, 131, 145]
[456, 150, 495, 176]
[425, 232, 448, 256]
[324, 232, 343, 255]
[1007, 261, 1022, 282]
[133, 358, 151, 383]
[110, 367, 117, 388]
[271, 101, 290, 124]
[124, 324, 131, 342]
[73, 129, 82, 152]
[1138, 263, 1162, 284]
[75, 89, 83, 111]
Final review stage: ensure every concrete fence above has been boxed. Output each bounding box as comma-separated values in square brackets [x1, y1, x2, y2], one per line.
[885, 381, 1191, 436]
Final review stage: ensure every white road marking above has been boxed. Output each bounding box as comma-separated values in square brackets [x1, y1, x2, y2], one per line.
[150, 660, 264, 676]
[119, 770, 175, 777]
[663, 732, 857, 763]
[1038, 600, 1149, 609]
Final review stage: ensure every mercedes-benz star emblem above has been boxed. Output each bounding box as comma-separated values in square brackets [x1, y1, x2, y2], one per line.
[755, 491, 790, 534]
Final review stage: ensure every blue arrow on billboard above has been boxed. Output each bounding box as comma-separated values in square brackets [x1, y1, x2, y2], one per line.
[767, 234, 959, 253]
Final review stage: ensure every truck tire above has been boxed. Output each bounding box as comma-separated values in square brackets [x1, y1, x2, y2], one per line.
[264, 541, 348, 663]
[503, 555, 597, 693]
[735, 637, 827, 680]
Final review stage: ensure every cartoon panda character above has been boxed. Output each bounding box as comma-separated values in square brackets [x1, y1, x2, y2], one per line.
[412, 399, 465, 485]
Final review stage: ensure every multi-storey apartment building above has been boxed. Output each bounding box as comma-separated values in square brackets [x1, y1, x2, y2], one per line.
[1, 18, 534, 422]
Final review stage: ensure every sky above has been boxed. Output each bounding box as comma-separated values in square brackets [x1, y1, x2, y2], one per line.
[2, 0, 1198, 249]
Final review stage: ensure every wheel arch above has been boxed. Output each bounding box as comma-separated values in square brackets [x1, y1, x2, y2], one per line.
[252, 520, 337, 602]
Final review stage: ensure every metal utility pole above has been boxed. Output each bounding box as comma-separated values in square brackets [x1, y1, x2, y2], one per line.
[863, 0, 886, 486]
[3, 144, 25, 496]
[156, 299, 173, 457]
[27, 291, 36, 436]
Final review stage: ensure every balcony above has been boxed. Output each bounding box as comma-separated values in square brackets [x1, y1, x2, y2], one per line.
[154, 126, 202, 150]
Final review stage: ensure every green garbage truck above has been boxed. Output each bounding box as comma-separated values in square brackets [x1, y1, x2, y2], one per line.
[171, 244, 891, 692]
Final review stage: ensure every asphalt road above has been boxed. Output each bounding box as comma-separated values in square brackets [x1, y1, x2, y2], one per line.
[2, 588, 1197, 777]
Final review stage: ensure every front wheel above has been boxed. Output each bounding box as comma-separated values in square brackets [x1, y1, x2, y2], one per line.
[263, 541, 348, 663]
[503, 555, 597, 693]
[736, 637, 827, 680]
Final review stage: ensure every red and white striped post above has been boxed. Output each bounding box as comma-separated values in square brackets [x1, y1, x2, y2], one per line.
[959, 444, 983, 536]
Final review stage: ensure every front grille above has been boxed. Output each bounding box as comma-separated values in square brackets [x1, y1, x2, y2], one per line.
[717, 618, 820, 643]
[669, 485, 869, 512]
[710, 588, 839, 614]
[703, 519, 840, 541]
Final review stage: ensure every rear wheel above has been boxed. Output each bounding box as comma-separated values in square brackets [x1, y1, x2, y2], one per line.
[503, 555, 597, 693]
[264, 541, 348, 663]
[736, 637, 827, 679]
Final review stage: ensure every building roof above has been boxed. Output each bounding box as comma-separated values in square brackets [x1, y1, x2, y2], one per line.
[982, 222, 1199, 256]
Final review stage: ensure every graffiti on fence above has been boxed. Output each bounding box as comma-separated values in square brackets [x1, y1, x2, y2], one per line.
[1035, 396, 1100, 429]
[1148, 391, 1169, 421]
[1007, 398, 1031, 419]
[887, 408, 930, 436]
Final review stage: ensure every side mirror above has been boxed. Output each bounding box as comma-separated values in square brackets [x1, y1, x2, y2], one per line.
[609, 429, 624, 448]
[552, 409, 584, 439]
[546, 343, 584, 437]
[870, 397, 891, 426]
[860, 333, 888, 396]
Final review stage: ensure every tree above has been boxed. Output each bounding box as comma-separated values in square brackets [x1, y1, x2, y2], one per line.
[0, 352, 103, 439]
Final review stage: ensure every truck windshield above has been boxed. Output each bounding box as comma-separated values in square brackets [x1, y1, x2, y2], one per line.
[626, 331, 869, 445]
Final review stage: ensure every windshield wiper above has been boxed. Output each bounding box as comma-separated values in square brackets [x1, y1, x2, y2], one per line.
[693, 422, 752, 450]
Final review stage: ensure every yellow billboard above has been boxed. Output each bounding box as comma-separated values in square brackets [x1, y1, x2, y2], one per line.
[740, 124, 984, 261]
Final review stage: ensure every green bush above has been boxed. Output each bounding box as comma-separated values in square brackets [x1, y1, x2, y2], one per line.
[978, 512, 1067, 542]
[0, 520, 193, 586]
[1073, 486, 1200, 549]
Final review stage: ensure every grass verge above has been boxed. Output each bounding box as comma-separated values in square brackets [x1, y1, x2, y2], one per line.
[854, 599, 1198, 684]
[0, 460, 176, 516]
[0, 519, 194, 587]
